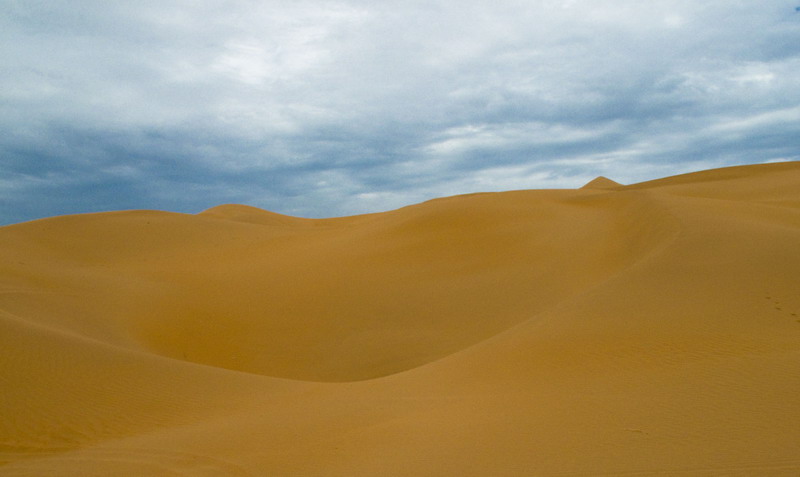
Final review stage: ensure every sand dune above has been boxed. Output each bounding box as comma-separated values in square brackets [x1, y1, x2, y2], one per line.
[580, 175, 622, 190]
[2, 162, 799, 476]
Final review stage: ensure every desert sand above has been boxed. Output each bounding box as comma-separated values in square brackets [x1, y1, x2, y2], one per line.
[1, 162, 799, 476]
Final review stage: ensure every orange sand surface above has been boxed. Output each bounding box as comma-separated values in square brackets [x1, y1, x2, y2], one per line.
[2, 162, 799, 476]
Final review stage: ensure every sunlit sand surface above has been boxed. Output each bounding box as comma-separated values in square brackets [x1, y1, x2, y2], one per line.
[2, 162, 799, 476]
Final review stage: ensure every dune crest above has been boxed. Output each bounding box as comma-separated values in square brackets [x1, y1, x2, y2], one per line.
[580, 175, 622, 189]
[199, 204, 314, 226]
[1, 162, 800, 475]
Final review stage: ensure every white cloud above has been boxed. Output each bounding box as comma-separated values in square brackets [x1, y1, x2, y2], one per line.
[764, 157, 798, 164]
[710, 106, 800, 134]
[423, 122, 616, 156]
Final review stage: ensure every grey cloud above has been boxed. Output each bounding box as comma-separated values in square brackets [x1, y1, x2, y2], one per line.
[2, 0, 800, 224]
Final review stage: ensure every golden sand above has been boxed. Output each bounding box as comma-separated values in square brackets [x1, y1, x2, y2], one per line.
[1, 162, 799, 475]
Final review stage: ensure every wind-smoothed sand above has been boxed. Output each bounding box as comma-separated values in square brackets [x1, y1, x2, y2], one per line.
[2, 162, 800, 476]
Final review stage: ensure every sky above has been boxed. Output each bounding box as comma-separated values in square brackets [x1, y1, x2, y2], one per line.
[2, 0, 800, 224]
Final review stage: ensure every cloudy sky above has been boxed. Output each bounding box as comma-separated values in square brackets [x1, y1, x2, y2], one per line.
[2, 1, 799, 224]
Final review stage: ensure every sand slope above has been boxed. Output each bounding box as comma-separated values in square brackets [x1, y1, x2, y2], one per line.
[1, 162, 799, 476]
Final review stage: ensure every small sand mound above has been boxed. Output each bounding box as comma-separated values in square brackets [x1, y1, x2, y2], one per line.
[581, 176, 622, 190]
[199, 204, 309, 226]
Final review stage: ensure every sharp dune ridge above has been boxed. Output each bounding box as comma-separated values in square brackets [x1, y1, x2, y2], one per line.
[2, 162, 800, 476]
[579, 175, 622, 190]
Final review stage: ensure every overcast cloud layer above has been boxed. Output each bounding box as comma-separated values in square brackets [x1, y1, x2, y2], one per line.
[2, 1, 800, 224]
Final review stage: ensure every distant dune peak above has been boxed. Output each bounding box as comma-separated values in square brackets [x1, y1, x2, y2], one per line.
[200, 204, 274, 216]
[200, 203, 269, 215]
[198, 203, 306, 226]
[581, 176, 622, 190]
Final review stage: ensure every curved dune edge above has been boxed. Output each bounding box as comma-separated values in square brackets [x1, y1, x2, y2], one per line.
[2, 161, 800, 475]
